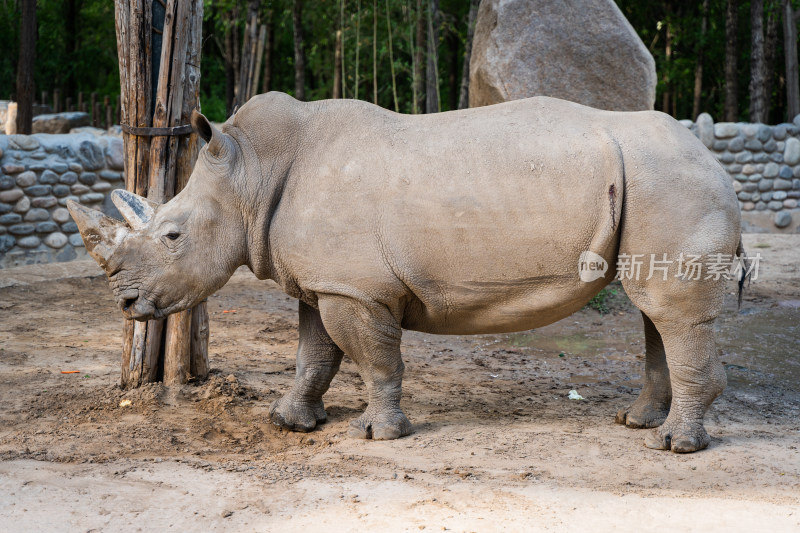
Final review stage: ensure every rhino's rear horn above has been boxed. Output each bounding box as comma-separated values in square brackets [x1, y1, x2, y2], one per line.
[66, 200, 129, 270]
[111, 189, 158, 230]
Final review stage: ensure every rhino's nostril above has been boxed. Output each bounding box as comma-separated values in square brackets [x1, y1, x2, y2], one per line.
[124, 297, 137, 311]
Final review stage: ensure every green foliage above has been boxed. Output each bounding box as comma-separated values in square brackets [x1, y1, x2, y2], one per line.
[1, 0, 119, 104]
[617, 0, 800, 123]
[587, 287, 619, 315]
[3, 0, 798, 125]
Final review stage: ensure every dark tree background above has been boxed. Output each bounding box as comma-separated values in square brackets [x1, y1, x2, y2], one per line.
[2, 0, 799, 125]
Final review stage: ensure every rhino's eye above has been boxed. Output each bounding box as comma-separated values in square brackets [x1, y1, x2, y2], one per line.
[165, 232, 180, 241]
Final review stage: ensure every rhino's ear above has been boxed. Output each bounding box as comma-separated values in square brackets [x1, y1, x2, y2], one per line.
[66, 200, 128, 271]
[111, 189, 158, 231]
[191, 109, 228, 158]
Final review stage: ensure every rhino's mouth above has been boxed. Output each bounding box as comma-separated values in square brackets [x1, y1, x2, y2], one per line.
[116, 289, 159, 321]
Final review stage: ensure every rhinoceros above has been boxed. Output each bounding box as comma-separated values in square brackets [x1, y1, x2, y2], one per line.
[68, 92, 743, 453]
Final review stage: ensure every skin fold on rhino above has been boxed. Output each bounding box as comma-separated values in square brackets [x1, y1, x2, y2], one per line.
[68, 92, 742, 453]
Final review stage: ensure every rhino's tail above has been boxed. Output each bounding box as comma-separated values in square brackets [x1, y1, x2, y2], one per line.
[736, 237, 750, 309]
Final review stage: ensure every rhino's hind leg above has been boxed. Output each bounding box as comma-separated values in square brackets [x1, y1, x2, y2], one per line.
[269, 301, 344, 432]
[615, 312, 672, 428]
[318, 295, 412, 441]
[642, 320, 726, 453]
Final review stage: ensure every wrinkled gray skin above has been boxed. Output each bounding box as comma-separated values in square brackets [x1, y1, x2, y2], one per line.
[68, 92, 741, 453]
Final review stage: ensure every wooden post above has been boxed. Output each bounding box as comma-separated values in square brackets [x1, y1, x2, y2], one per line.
[91, 92, 98, 126]
[53, 88, 61, 113]
[66, 97, 73, 112]
[115, 0, 209, 388]
[104, 95, 112, 128]
[94, 101, 102, 128]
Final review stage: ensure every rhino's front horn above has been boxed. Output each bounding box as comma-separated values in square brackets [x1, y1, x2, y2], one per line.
[111, 189, 158, 230]
[66, 200, 129, 270]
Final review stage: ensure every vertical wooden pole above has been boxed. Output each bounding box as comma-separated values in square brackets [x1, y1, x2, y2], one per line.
[15, 0, 36, 134]
[91, 92, 98, 125]
[115, 0, 208, 388]
[250, 24, 267, 100]
[94, 101, 102, 128]
[54, 88, 62, 113]
[333, 29, 342, 99]
[260, 12, 273, 94]
[180, 0, 209, 382]
[293, 0, 306, 101]
[104, 95, 112, 128]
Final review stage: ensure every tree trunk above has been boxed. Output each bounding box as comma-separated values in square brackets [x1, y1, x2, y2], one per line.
[725, 0, 739, 121]
[334, 29, 343, 98]
[115, 0, 208, 389]
[261, 12, 274, 93]
[64, 0, 81, 101]
[413, 0, 426, 113]
[447, 30, 458, 111]
[250, 24, 267, 99]
[293, 0, 305, 101]
[339, 0, 346, 98]
[783, 0, 799, 119]
[373, 0, 378, 105]
[692, 0, 709, 120]
[425, 0, 440, 113]
[750, 0, 767, 123]
[457, 0, 478, 110]
[355, 0, 361, 99]
[15, 0, 36, 135]
[224, 10, 237, 115]
[236, 0, 260, 108]
[763, 1, 780, 122]
[385, 0, 398, 111]
[661, 20, 672, 115]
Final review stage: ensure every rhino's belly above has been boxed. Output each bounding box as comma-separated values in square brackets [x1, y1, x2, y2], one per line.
[400, 275, 601, 335]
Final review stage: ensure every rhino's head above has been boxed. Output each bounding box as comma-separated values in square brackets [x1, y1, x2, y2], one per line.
[67, 111, 249, 321]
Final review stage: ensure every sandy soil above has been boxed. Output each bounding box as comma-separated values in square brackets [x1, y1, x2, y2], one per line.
[0, 234, 798, 532]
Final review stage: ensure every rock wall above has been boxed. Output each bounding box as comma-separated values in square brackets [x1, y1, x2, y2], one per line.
[0, 132, 125, 268]
[682, 114, 800, 232]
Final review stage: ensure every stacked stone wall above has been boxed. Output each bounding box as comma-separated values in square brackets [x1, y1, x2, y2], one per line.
[0, 133, 124, 268]
[683, 114, 800, 230]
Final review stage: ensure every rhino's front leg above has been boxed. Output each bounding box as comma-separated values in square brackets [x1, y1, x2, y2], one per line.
[317, 295, 412, 440]
[269, 301, 344, 432]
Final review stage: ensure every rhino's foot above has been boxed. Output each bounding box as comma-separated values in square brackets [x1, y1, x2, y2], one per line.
[615, 400, 670, 429]
[347, 408, 413, 441]
[643, 419, 711, 453]
[269, 395, 327, 433]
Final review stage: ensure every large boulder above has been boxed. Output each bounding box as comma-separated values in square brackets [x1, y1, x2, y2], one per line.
[32, 112, 91, 134]
[469, 0, 656, 111]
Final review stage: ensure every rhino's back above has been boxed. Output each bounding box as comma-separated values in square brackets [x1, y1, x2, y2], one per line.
[275, 97, 716, 334]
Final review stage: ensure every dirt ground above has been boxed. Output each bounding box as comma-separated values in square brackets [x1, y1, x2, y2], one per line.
[0, 234, 799, 532]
